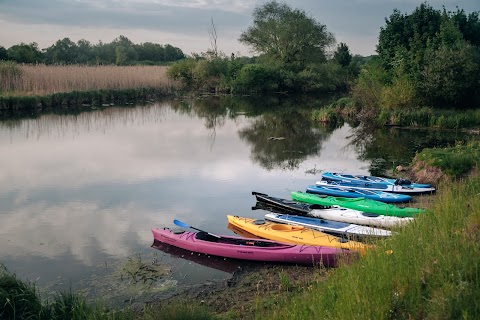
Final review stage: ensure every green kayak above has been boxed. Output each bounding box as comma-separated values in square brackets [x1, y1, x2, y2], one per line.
[291, 191, 425, 218]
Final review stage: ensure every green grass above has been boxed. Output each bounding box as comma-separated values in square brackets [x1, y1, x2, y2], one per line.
[252, 171, 480, 319]
[377, 107, 480, 129]
[415, 141, 480, 178]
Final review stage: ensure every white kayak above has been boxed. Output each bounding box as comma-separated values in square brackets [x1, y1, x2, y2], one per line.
[307, 205, 414, 228]
[264, 212, 392, 237]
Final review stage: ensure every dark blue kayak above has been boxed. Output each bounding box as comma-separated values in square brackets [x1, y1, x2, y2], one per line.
[315, 178, 435, 195]
[321, 172, 433, 189]
[252, 191, 330, 215]
[306, 184, 412, 203]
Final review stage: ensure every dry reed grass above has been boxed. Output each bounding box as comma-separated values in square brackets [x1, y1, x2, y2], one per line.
[1, 64, 177, 96]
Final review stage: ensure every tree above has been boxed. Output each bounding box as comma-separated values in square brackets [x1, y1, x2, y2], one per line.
[239, 1, 335, 69]
[0, 46, 7, 60]
[377, 4, 442, 70]
[7, 43, 43, 63]
[43, 37, 77, 64]
[76, 39, 94, 64]
[163, 44, 185, 61]
[333, 42, 352, 67]
[135, 42, 165, 63]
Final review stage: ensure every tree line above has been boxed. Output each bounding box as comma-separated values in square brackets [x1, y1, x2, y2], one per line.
[355, 3, 480, 109]
[168, 1, 479, 110]
[0, 35, 185, 65]
[167, 1, 365, 94]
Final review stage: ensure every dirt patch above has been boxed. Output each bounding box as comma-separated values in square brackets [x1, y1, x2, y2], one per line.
[409, 160, 446, 186]
[394, 159, 446, 187]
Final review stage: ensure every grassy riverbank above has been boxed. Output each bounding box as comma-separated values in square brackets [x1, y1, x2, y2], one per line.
[248, 172, 480, 319]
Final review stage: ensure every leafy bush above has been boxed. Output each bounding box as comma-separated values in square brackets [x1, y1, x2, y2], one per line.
[232, 64, 280, 93]
[416, 141, 480, 177]
[166, 58, 197, 87]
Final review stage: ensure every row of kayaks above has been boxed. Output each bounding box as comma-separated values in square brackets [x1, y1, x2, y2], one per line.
[308, 172, 436, 203]
[152, 172, 433, 267]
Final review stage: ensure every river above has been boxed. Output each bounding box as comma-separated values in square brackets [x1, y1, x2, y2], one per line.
[0, 95, 467, 307]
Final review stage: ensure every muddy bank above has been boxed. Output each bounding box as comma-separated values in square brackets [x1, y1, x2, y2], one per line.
[144, 263, 328, 319]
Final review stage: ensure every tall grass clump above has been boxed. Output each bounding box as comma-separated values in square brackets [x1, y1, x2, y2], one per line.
[141, 301, 216, 320]
[0, 61, 23, 93]
[311, 107, 338, 124]
[415, 140, 480, 178]
[256, 172, 480, 319]
[0, 264, 43, 319]
[377, 108, 480, 129]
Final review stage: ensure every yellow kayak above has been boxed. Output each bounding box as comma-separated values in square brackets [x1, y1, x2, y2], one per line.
[227, 215, 371, 254]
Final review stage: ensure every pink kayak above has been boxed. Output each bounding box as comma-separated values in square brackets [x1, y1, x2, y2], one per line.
[151, 227, 354, 267]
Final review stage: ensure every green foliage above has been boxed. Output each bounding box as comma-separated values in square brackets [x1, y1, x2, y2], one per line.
[232, 64, 279, 92]
[192, 59, 229, 92]
[0, 265, 43, 319]
[377, 107, 480, 129]
[7, 42, 43, 63]
[379, 76, 417, 110]
[8, 35, 184, 65]
[142, 301, 216, 320]
[239, 1, 335, 69]
[297, 62, 348, 92]
[377, 4, 443, 70]
[333, 43, 352, 67]
[372, 4, 480, 109]
[0, 46, 8, 60]
[311, 107, 338, 123]
[416, 141, 480, 177]
[167, 59, 197, 87]
[419, 39, 479, 107]
[351, 58, 389, 111]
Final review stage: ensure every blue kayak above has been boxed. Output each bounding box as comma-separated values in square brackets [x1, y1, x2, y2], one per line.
[321, 172, 433, 189]
[316, 178, 435, 195]
[306, 184, 412, 203]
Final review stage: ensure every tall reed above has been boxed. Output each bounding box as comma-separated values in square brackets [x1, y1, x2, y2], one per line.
[0, 64, 177, 96]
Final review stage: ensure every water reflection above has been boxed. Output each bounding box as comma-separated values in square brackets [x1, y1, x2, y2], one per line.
[347, 124, 471, 176]
[239, 109, 335, 170]
[152, 240, 246, 274]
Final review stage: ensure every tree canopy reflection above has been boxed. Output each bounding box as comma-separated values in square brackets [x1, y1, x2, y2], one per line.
[239, 110, 333, 170]
[348, 124, 470, 176]
[171, 95, 339, 171]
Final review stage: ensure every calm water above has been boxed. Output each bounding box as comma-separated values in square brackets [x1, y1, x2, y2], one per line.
[0, 96, 467, 306]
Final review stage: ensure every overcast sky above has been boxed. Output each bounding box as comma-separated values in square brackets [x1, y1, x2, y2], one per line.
[0, 0, 478, 57]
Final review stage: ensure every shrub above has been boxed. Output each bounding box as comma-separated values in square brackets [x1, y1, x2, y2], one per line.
[232, 64, 280, 93]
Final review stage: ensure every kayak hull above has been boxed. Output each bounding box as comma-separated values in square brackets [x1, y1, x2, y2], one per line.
[307, 207, 414, 228]
[226, 215, 369, 254]
[152, 228, 347, 267]
[316, 178, 435, 195]
[264, 212, 392, 237]
[306, 184, 412, 203]
[292, 191, 424, 218]
[321, 172, 433, 189]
